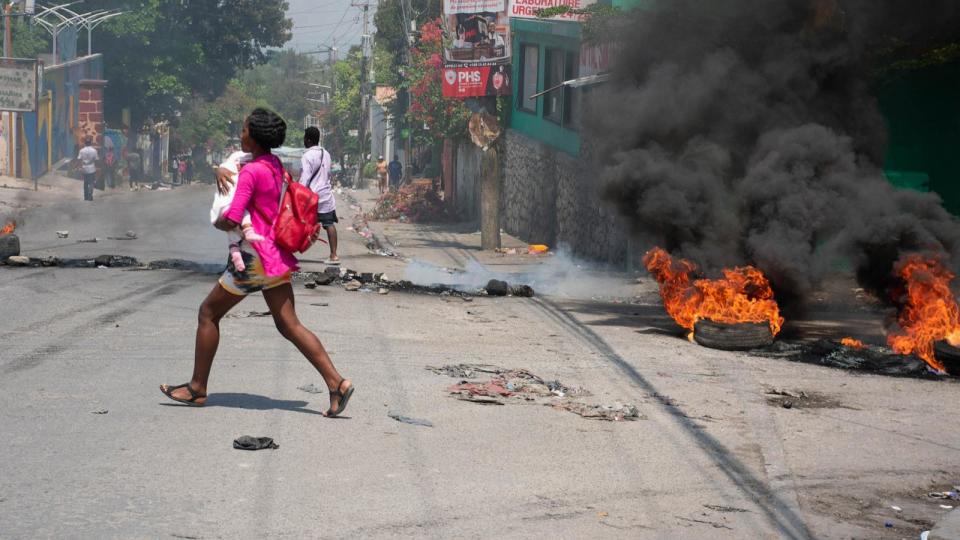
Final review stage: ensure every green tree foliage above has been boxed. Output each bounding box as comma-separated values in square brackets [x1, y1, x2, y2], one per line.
[322, 46, 364, 169]
[238, 50, 318, 128]
[177, 80, 256, 152]
[11, 18, 48, 59]
[78, 0, 292, 125]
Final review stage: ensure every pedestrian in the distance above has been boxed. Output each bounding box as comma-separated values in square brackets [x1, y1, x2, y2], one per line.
[126, 151, 142, 190]
[376, 155, 388, 195]
[160, 108, 354, 417]
[388, 154, 402, 191]
[300, 127, 340, 265]
[76, 137, 98, 201]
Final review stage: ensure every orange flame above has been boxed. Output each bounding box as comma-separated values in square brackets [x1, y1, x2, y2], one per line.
[643, 247, 785, 337]
[840, 337, 866, 349]
[886, 255, 959, 372]
[0, 220, 15, 235]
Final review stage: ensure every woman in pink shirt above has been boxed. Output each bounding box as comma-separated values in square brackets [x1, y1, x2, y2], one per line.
[160, 108, 354, 417]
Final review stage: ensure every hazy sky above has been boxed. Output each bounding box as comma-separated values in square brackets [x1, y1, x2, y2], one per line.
[285, 0, 376, 53]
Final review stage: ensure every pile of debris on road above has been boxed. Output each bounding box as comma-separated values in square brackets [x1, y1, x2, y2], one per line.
[755, 338, 948, 379]
[366, 182, 450, 223]
[427, 363, 642, 422]
[296, 267, 535, 299]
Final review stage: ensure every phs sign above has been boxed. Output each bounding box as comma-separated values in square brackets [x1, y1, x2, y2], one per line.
[442, 65, 511, 97]
[0, 59, 39, 113]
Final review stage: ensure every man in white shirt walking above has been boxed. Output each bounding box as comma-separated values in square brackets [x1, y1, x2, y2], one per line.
[299, 127, 339, 264]
[76, 137, 99, 201]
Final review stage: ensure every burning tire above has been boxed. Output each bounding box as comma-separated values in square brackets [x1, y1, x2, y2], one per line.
[0, 234, 20, 259]
[933, 341, 960, 376]
[693, 320, 774, 351]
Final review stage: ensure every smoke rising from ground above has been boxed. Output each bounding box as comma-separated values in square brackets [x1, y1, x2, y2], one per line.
[591, 0, 960, 302]
[403, 248, 639, 299]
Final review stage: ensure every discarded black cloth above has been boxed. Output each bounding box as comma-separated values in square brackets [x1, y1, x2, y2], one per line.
[233, 436, 279, 450]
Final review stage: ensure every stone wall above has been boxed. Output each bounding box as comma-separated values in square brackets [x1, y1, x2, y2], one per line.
[501, 129, 630, 265]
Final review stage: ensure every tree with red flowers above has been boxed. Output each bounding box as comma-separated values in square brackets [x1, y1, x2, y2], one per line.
[403, 18, 473, 145]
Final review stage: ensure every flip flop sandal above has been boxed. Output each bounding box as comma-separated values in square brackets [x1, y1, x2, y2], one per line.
[325, 259, 342, 266]
[159, 382, 206, 407]
[326, 379, 355, 417]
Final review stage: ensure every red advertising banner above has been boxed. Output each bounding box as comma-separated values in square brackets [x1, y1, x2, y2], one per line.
[441, 65, 512, 98]
[508, 0, 597, 21]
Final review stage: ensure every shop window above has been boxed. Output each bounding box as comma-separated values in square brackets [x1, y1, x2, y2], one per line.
[519, 44, 539, 113]
[544, 48, 565, 124]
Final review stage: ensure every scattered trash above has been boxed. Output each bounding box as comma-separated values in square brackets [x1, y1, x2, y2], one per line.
[226, 311, 271, 319]
[378, 288, 390, 295]
[388, 412, 434, 427]
[528, 244, 549, 255]
[941, 505, 954, 510]
[297, 383, 325, 394]
[434, 364, 634, 421]
[426, 364, 502, 379]
[704, 505, 749, 513]
[94, 255, 140, 268]
[6, 255, 29, 266]
[891, 506, 902, 512]
[107, 231, 138, 240]
[928, 490, 960, 500]
[90, 409, 108, 415]
[232, 436, 279, 450]
[597, 511, 609, 518]
[40, 256, 58, 267]
[553, 402, 641, 422]
[367, 182, 450, 223]
[310, 302, 330, 307]
[314, 274, 337, 286]
[454, 394, 505, 405]
[756, 340, 936, 378]
[921, 531, 930, 540]
[885, 521, 893, 528]
[344, 279, 362, 291]
[77, 238, 98, 243]
[56, 230, 69, 238]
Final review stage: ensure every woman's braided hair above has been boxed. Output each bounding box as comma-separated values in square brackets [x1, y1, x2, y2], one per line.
[246, 108, 287, 150]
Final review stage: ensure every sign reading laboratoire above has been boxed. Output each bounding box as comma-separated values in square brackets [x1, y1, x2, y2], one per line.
[508, 0, 597, 21]
[0, 59, 39, 112]
[443, 0, 511, 66]
[441, 64, 512, 98]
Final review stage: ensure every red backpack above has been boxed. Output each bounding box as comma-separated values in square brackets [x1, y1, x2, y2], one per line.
[276, 168, 323, 253]
[252, 161, 321, 253]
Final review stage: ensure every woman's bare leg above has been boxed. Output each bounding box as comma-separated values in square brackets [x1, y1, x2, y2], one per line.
[262, 283, 350, 410]
[162, 284, 244, 402]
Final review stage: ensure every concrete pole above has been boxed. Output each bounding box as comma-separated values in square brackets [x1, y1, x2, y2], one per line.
[480, 145, 501, 250]
[3, 3, 12, 57]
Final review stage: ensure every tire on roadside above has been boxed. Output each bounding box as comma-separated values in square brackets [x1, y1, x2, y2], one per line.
[0, 234, 20, 259]
[934, 341, 960, 376]
[693, 319, 774, 351]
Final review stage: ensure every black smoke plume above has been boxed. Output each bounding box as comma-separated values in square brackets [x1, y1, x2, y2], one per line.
[591, 0, 960, 303]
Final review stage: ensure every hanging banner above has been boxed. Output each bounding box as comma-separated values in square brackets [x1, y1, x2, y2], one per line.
[508, 0, 597, 22]
[0, 59, 39, 112]
[441, 64, 512, 98]
[443, 0, 511, 65]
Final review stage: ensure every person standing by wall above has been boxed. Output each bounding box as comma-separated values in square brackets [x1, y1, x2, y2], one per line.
[388, 154, 403, 191]
[126, 150, 142, 190]
[300, 127, 340, 264]
[76, 137, 99, 201]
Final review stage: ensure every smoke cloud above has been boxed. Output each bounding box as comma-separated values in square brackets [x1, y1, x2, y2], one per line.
[591, 0, 960, 303]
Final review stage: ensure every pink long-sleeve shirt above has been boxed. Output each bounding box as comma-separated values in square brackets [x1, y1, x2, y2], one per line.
[225, 154, 299, 276]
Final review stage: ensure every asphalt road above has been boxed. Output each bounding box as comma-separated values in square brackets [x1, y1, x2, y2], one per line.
[1, 182, 958, 539]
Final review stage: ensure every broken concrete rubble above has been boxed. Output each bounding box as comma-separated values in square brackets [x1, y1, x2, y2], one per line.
[7, 255, 29, 266]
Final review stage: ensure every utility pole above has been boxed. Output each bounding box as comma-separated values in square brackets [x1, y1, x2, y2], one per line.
[352, 1, 371, 189]
[3, 2, 13, 58]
